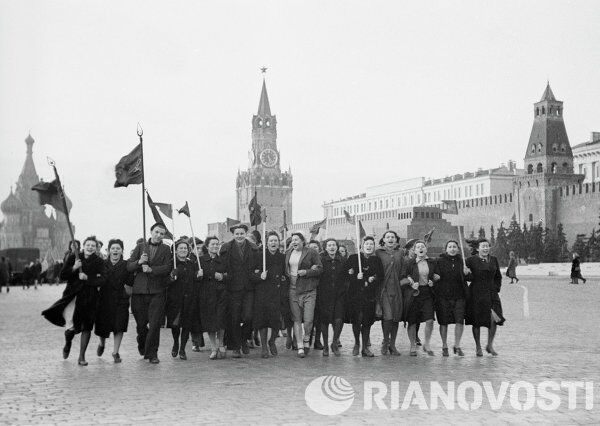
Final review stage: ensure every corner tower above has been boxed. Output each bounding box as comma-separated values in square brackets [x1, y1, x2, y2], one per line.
[236, 75, 293, 230]
[524, 82, 573, 175]
[514, 83, 583, 231]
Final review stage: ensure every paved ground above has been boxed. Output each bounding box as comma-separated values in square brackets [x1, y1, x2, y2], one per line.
[0, 276, 598, 425]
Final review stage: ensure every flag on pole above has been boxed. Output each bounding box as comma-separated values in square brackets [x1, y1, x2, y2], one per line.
[146, 192, 173, 239]
[309, 218, 327, 237]
[114, 143, 143, 188]
[441, 200, 459, 215]
[154, 202, 173, 220]
[344, 210, 366, 239]
[31, 179, 71, 214]
[177, 201, 190, 217]
[249, 191, 262, 227]
[423, 227, 435, 244]
[343, 209, 355, 225]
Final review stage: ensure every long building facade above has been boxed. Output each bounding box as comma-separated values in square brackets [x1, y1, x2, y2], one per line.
[291, 83, 598, 249]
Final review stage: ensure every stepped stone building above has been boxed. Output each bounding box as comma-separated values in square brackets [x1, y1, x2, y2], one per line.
[0, 134, 73, 260]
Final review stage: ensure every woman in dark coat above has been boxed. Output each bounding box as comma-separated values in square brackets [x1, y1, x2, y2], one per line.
[570, 253, 587, 284]
[401, 241, 437, 356]
[433, 240, 468, 357]
[252, 231, 287, 358]
[167, 239, 201, 360]
[465, 238, 505, 356]
[94, 239, 133, 363]
[199, 236, 228, 359]
[345, 236, 383, 357]
[42, 236, 105, 366]
[375, 230, 405, 356]
[317, 238, 346, 357]
[506, 251, 519, 283]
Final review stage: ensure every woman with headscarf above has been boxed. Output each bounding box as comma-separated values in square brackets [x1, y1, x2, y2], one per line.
[465, 238, 505, 356]
[433, 240, 468, 357]
[375, 230, 405, 356]
[506, 251, 519, 284]
[570, 253, 587, 284]
[94, 239, 133, 363]
[345, 236, 383, 357]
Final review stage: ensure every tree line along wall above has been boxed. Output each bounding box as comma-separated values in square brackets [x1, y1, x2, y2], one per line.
[444, 192, 517, 238]
[556, 182, 600, 246]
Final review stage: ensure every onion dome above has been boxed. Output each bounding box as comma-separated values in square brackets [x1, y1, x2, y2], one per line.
[1, 188, 23, 214]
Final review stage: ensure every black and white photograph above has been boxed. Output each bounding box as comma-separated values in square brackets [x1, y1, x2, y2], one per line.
[0, 1, 599, 424]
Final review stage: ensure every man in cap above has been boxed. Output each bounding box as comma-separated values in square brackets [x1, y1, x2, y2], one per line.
[127, 223, 173, 364]
[219, 224, 260, 357]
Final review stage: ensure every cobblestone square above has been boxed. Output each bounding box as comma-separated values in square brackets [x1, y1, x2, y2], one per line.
[0, 276, 598, 424]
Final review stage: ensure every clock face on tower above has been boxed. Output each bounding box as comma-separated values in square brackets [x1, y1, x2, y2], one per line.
[259, 148, 278, 167]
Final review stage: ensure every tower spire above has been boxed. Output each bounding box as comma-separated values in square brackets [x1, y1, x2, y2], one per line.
[540, 81, 556, 101]
[257, 78, 271, 117]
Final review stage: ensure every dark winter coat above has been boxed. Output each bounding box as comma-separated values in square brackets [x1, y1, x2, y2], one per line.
[198, 253, 228, 332]
[433, 253, 468, 300]
[219, 240, 260, 292]
[42, 252, 105, 332]
[400, 257, 436, 321]
[465, 255, 505, 328]
[375, 247, 406, 322]
[127, 240, 172, 294]
[251, 250, 287, 330]
[344, 253, 383, 326]
[166, 258, 201, 332]
[316, 253, 347, 324]
[95, 257, 134, 338]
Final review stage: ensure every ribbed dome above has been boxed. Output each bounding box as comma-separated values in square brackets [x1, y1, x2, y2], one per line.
[1, 190, 23, 214]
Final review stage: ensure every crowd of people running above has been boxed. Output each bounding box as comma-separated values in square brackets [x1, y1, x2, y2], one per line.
[41, 222, 507, 366]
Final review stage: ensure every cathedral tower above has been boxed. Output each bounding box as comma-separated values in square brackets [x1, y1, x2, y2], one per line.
[236, 77, 293, 230]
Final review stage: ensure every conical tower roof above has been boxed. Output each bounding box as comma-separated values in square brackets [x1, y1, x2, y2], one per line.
[257, 79, 271, 117]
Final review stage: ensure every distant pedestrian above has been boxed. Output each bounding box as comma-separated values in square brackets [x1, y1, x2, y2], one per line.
[506, 251, 519, 283]
[0, 257, 9, 293]
[22, 263, 33, 289]
[570, 253, 587, 284]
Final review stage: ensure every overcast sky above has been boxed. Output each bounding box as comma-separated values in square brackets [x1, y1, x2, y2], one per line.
[1, 0, 599, 250]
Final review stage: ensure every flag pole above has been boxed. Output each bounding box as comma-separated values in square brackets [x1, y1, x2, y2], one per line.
[262, 221, 266, 273]
[262, 208, 267, 272]
[355, 217, 362, 274]
[138, 123, 147, 241]
[187, 215, 202, 269]
[324, 216, 328, 239]
[47, 158, 75, 244]
[172, 215, 176, 266]
[457, 224, 467, 268]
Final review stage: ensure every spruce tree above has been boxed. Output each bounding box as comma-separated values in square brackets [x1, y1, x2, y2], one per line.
[572, 234, 588, 260]
[492, 222, 509, 266]
[490, 225, 496, 246]
[478, 227, 486, 240]
[506, 214, 524, 259]
[555, 223, 569, 262]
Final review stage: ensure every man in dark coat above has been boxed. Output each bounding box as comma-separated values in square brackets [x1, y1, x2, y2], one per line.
[127, 223, 173, 364]
[219, 224, 260, 357]
[0, 257, 8, 293]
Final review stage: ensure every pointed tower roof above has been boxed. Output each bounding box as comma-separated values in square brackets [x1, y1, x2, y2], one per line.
[257, 79, 271, 117]
[540, 82, 556, 102]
